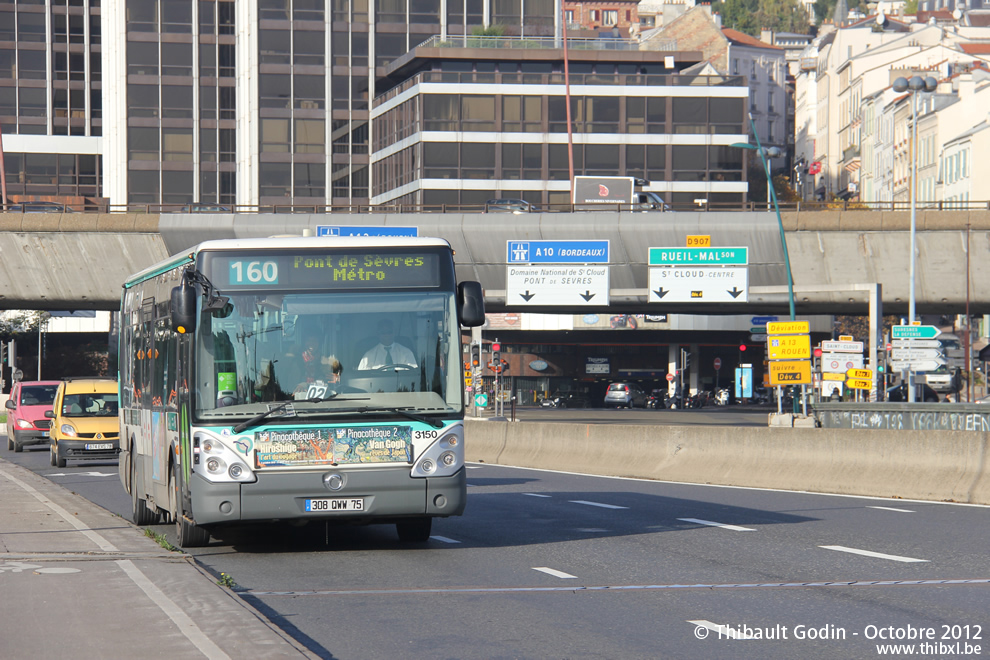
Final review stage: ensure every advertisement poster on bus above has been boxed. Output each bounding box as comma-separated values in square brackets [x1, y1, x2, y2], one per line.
[252, 426, 412, 467]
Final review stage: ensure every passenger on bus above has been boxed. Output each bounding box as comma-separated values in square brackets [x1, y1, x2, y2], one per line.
[358, 320, 417, 369]
[292, 333, 342, 397]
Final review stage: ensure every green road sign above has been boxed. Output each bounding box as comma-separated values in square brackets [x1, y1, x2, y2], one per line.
[750, 326, 767, 333]
[891, 325, 941, 339]
[648, 247, 749, 266]
[475, 393, 488, 407]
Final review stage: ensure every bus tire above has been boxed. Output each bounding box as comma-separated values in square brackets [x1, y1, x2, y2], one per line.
[171, 462, 210, 548]
[131, 455, 158, 526]
[396, 517, 432, 542]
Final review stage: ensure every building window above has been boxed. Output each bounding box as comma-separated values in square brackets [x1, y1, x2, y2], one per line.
[602, 10, 618, 25]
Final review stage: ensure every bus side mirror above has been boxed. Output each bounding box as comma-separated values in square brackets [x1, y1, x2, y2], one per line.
[171, 280, 198, 334]
[457, 281, 485, 327]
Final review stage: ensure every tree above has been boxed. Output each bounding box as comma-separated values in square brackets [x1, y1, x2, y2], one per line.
[0, 310, 49, 342]
[714, 0, 811, 36]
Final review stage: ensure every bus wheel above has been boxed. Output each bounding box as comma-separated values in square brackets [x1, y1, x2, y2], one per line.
[131, 455, 158, 526]
[171, 463, 210, 548]
[396, 517, 432, 542]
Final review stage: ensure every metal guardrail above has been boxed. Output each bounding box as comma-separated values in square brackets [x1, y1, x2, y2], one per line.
[3, 200, 990, 214]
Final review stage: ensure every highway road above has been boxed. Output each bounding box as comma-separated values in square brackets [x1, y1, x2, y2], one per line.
[4, 426, 989, 660]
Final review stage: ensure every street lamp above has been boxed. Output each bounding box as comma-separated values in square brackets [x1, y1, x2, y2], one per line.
[730, 117, 795, 321]
[892, 75, 937, 403]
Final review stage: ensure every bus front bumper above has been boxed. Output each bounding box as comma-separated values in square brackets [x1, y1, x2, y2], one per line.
[189, 466, 466, 526]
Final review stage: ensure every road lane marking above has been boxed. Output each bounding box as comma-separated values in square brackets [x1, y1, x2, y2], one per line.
[576, 528, 609, 533]
[245, 578, 990, 596]
[820, 545, 929, 563]
[46, 472, 117, 477]
[867, 506, 915, 513]
[430, 536, 461, 544]
[678, 518, 755, 531]
[523, 493, 552, 498]
[533, 567, 578, 579]
[569, 500, 628, 510]
[688, 620, 756, 640]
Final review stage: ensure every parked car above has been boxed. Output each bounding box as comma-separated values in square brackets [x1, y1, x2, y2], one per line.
[485, 198, 533, 213]
[540, 390, 591, 409]
[180, 203, 231, 212]
[46, 377, 121, 467]
[6, 202, 74, 213]
[886, 383, 940, 403]
[603, 382, 649, 408]
[5, 380, 60, 452]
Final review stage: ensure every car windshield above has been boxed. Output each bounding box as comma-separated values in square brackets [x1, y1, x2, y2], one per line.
[20, 385, 58, 405]
[62, 392, 119, 417]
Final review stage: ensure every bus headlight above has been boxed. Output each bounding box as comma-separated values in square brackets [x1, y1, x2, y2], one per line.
[411, 425, 464, 478]
[192, 431, 257, 484]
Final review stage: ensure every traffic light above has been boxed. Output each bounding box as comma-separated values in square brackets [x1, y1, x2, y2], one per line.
[492, 342, 501, 363]
[683, 352, 691, 370]
[470, 343, 481, 369]
[739, 344, 747, 352]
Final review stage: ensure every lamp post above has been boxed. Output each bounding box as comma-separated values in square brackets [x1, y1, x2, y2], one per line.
[892, 75, 937, 403]
[731, 120, 795, 321]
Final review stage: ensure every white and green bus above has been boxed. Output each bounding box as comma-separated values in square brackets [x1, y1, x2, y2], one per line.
[118, 236, 485, 547]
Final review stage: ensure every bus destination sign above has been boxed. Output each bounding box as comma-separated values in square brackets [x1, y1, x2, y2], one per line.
[210, 251, 442, 289]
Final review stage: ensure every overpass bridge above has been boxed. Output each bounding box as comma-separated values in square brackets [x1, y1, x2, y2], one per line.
[0, 209, 987, 316]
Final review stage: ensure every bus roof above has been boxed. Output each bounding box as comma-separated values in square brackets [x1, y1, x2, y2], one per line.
[124, 235, 453, 287]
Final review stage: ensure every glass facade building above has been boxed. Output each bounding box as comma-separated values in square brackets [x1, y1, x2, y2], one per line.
[2, 1, 748, 209]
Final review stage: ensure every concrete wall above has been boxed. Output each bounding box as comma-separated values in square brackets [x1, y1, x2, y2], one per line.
[465, 419, 990, 505]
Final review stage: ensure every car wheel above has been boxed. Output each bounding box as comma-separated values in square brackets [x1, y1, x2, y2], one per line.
[55, 444, 67, 468]
[396, 517, 432, 542]
[131, 454, 158, 526]
[49, 443, 56, 466]
[171, 462, 210, 548]
[7, 435, 12, 451]
[13, 438, 23, 453]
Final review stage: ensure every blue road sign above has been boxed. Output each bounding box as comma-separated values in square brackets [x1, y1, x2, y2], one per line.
[507, 240, 610, 264]
[751, 316, 778, 326]
[316, 226, 419, 237]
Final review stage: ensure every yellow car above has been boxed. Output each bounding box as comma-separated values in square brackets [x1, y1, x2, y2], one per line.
[46, 377, 120, 468]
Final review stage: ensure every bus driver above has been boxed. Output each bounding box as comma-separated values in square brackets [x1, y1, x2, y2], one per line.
[358, 320, 417, 369]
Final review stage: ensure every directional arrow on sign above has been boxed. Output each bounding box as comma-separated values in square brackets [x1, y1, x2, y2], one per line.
[728, 287, 744, 299]
[520, 290, 536, 301]
[580, 291, 595, 301]
[653, 287, 669, 299]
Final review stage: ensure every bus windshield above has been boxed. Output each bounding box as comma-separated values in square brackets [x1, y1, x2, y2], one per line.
[194, 290, 461, 420]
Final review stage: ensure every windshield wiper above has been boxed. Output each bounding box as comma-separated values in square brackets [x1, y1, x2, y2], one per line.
[232, 393, 338, 433]
[350, 406, 444, 429]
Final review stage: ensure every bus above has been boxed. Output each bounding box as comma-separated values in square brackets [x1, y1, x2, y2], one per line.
[118, 236, 485, 547]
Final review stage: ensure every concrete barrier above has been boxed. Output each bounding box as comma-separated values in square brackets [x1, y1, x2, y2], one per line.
[465, 420, 990, 505]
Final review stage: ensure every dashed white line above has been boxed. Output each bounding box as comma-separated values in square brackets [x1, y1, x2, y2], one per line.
[688, 619, 756, 640]
[678, 518, 755, 531]
[430, 536, 461, 544]
[522, 493, 552, 498]
[533, 567, 578, 579]
[867, 506, 915, 513]
[569, 500, 628, 510]
[820, 545, 929, 563]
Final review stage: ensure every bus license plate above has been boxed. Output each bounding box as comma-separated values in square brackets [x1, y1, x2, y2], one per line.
[85, 443, 113, 450]
[305, 498, 364, 512]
